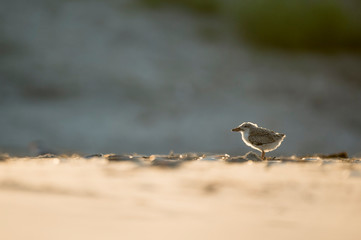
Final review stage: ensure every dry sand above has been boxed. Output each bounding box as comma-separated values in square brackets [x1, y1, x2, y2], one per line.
[1, 155, 361, 240]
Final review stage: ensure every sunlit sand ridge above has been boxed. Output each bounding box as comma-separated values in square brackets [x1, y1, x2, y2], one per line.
[1, 153, 361, 240]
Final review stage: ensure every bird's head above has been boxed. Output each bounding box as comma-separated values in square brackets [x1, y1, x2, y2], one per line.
[231, 122, 258, 132]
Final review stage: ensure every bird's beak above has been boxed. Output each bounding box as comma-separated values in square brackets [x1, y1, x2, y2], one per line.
[232, 127, 241, 132]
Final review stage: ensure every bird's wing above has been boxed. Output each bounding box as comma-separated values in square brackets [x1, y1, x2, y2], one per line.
[248, 128, 278, 146]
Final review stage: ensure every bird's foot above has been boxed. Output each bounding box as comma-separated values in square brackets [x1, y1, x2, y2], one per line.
[261, 151, 265, 160]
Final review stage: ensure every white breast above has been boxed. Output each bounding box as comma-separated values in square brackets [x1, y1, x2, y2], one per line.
[240, 130, 259, 150]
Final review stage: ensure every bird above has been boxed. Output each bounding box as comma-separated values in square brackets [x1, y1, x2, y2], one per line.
[231, 122, 286, 160]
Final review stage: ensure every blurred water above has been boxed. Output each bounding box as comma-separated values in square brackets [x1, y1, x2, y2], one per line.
[0, 0, 361, 156]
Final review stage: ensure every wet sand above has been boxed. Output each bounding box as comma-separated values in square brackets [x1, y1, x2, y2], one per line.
[1, 154, 361, 240]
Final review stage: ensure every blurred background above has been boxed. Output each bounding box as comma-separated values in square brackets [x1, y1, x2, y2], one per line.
[0, 0, 360, 156]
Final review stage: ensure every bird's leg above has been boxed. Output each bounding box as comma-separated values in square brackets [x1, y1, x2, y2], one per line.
[261, 150, 265, 160]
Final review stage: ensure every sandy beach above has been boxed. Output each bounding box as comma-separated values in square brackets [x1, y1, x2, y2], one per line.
[1, 154, 361, 240]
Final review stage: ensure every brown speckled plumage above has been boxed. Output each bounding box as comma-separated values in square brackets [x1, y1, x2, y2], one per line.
[248, 127, 285, 146]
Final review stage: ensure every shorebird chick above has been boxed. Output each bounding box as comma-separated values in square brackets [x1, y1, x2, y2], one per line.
[232, 122, 286, 160]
